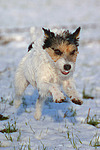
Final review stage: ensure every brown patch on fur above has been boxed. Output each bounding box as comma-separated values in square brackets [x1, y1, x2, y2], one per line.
[46, 48, 61, 62]
[46, 42, 79, 62]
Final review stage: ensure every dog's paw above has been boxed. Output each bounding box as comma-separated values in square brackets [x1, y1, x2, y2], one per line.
[34, 109, 41, 120]
[70, 97, 83, 105]
[34, 111, 41, 120]
[54, 92, 66, 103]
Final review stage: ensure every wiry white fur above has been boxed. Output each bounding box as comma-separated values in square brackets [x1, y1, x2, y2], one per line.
[14, 31, 83, 120]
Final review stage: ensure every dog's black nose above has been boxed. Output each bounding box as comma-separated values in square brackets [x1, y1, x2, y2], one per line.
[64, 64, 71, 71]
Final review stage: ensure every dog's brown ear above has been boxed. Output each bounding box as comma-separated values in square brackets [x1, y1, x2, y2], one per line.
[42, 28, 55, 38]
[72, 27, 81, 39]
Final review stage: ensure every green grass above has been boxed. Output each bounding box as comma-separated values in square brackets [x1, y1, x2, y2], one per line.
[9, 99, 14, 106]
[14, 137, 32, 150]
[40, 141, 47, 150]
[85, 108, 100, 127]
[82, 87, 94, 99]
[0, 97, 8, 103]
[17, 130, 21, 142]
[22, 97, 27, 108]
[87, 115, 100, 126]
[64, 107, 77, 118]
[90, 133, 100, 148]
[0, 120, 18, 133]
[0, 141, 1, 147]
[0, 114, 9, 121]
[66, 126, 82, 150]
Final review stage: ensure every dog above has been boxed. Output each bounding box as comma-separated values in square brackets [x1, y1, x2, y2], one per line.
[14, 27, 83, 120]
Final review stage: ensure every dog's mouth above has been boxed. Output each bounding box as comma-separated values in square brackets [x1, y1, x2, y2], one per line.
[60, 70, 69, 75]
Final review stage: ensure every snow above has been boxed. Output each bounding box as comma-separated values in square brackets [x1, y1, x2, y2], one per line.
[0, 0, 100, 149]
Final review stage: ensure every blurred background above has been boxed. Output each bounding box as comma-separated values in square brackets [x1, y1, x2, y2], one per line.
[0, 0, 100, 98]
[0, 0, 100, 28]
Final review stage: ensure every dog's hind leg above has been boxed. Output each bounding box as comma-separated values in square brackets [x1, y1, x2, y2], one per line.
[14, 70, 29, 108]
[34, 96, 44, 120]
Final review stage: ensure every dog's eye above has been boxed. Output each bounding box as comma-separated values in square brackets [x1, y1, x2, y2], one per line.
[54, 49, 63, 55]
[70, 50, 76, 55]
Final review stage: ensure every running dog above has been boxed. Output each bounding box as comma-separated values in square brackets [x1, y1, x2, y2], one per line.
[14, 27, 83, 120]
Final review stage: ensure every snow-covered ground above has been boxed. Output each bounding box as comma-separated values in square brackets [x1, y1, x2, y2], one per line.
[0, 0, 100, 149]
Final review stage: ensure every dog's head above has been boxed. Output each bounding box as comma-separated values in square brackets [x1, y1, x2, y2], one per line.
[42, 27, 81, 79]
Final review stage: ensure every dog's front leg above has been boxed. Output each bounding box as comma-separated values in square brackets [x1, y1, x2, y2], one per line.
[49, 83, 66, 103]
[39, 82, 66, 103]
[63, 78, 83, 105]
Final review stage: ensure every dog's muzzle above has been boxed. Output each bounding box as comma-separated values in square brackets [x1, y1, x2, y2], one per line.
[61, 64, 72, 75]
[64, 64, 71, 71]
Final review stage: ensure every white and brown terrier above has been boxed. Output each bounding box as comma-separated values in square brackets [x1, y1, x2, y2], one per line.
[14, 27, 83, 120]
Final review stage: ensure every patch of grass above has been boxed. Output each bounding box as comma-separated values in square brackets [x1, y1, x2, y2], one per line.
[22, 97, 27, 108]
[0, 141, 1, 147]
[89, 133, 100, 148]
[82, 87, 94, 99]
[17, 130, 21, 142]
[0, 119, 32, 149]
[17, 138, 31, 150]
[66, 126, 82, 150]
[4, 133, 13, 142]
[0, 114, 9, 121]
[64, 107, 77, 118]
[4, 127, 22, 145]
[0, 118, 19, 143]
[40, 141, 47, 150]
[28, 123, 35, 134]
[87, 115, 100, 127]
[85, 108, 100, 127]
[0, 97, 8, 114]
[9, 99, 14, 106]
[28, 138, 31, 150]
[0, 97, 8, 103]
[0, 120, 18, 133]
